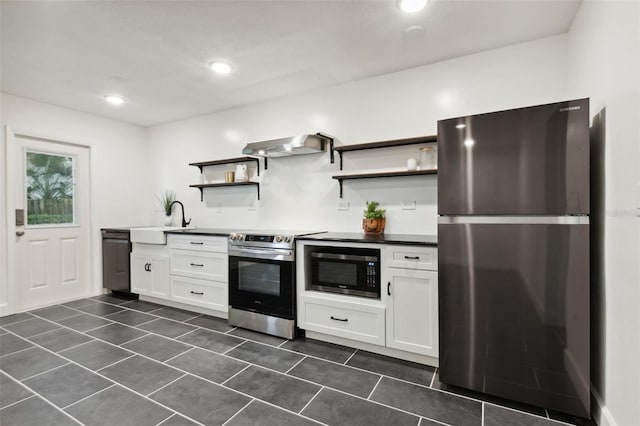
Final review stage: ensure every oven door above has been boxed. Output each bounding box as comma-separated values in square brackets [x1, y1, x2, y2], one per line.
[228, 254, 295, 319]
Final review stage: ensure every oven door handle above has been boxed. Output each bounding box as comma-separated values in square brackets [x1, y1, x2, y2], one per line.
[311, 252, 378, 262]
[229, 247, 293, 261]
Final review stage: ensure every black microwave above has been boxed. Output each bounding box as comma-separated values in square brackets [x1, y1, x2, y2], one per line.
[308, 247, 380, 299]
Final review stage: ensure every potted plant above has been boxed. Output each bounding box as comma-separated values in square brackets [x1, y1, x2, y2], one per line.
[362, 200, 386, 234]
[158, 190, 175, 226]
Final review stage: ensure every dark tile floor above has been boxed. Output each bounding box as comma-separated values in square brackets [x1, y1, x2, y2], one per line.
[0, 294, 594, 426]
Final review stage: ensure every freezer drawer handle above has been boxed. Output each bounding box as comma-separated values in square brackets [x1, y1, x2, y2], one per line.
[404, 256, 420, 260]
[388, 282, 391, 296]
[190, 291, 204, 295]
[190, 242, 204, 245]
[190, 263, 204, 267]
[330, 316, 348, 322]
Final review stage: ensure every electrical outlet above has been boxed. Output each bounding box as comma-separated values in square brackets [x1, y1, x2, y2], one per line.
[401, 200, 416, 210]
[338, 201, 350, 211]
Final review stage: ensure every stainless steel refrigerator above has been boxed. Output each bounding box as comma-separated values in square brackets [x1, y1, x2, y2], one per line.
[437, 98, 590, 418]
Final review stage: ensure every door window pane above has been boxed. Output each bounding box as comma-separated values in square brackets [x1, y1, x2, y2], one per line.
[26, 151, 74, 225]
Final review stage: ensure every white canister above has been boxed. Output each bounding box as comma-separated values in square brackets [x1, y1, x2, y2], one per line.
[407, 158, 418, 171]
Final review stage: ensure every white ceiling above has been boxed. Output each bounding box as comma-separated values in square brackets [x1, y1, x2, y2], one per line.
[0, 0, 581, 127]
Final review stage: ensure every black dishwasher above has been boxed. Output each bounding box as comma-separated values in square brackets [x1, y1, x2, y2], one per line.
[101, 229, 133, 294]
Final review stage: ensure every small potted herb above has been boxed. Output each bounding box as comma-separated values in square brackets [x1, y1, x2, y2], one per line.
[362, 200, 386, 234]
[158, 190, 175, 226]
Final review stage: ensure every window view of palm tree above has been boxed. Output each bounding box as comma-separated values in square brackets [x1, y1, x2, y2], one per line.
[26, 152, 74, 225]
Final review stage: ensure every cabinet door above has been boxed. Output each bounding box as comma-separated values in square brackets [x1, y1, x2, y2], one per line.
[150, 255, 170, 299]
[131, 254, 151, 295]
[386, 268, 438, 357]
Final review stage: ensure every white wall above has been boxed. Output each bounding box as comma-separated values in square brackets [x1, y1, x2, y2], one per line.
[566, 2, 640, 425]
[0, 93, 153, 313]
[147, 34, 569, 235]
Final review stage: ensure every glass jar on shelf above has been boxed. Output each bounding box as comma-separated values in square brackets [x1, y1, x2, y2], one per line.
[419, 145, 437, 170]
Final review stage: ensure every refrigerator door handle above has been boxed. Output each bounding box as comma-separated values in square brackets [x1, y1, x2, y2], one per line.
[438, 216, 589, 225]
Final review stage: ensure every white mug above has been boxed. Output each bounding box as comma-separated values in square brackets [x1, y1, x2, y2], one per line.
[407, 158, 418, 171]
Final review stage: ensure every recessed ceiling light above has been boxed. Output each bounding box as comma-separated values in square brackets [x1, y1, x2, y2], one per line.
[210, 61, 232, 75]
[104, 95, 125, 105]
[398, 0, 428, 13]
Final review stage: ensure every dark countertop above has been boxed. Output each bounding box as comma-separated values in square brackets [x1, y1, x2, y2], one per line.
[164, 228, 235, 237]
[101, 226, 146, 232]
[297, 232, 437, 246]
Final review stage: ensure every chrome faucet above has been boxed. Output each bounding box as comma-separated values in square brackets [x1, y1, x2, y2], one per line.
[169, 201, 191, 228]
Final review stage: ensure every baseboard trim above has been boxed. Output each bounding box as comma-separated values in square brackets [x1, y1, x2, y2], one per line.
[592, 386, 617, 426]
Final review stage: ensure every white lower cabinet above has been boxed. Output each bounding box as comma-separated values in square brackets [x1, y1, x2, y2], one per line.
[301, 297, 385, 346]
[385, 268, 438, 357]
[168, 234, 228, 317]
[131, 245, 170, 300]
[170, 275, 227, 312]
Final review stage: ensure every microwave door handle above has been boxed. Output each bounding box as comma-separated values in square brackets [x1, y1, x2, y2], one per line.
[311, 252, 377, 262]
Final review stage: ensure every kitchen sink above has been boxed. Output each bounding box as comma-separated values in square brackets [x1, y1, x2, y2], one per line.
[130, 226, 189, 244]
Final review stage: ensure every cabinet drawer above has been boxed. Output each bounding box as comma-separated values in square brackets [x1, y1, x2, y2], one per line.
[302, 298, 385, 346]
[170, 276, 227, 312]
[168, 234, 227, 253]
[385, 246, 437, 271]
[170, 250, 227, 281]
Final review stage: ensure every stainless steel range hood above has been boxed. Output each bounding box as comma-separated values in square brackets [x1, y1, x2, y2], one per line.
[242, 133, 332, 158]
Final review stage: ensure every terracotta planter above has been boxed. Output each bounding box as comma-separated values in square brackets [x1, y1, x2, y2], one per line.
[363, 217, 385, 235]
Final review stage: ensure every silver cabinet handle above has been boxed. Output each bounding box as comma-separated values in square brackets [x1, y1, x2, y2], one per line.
[330, 316, 348, 322]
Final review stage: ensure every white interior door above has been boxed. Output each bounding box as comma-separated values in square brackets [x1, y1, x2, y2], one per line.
[12, 134, 91, 311]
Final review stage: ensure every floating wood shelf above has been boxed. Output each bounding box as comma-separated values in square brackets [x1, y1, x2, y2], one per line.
[189, 156, 261, 174]
[333, 135, 437, 170]
[189, 182, 260, 202]
[332, 169, 437, 198]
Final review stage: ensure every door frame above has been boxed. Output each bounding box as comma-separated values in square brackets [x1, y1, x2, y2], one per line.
[3, 126, 94, 315]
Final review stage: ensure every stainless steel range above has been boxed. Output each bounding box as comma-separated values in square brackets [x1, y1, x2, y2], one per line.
[228, 230, 323, 339]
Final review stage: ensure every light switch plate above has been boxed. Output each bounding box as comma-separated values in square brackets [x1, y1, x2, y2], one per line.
[401, 200, 416, 210]
[338, 201, 349, 211]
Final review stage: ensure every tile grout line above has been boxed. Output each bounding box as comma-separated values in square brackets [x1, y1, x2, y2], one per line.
[366, 375, 384, 399]
[430, 367, 437, 388]
[343, 348, 359, 365]
[297, 386, 324, 415]
[220, 399, 255, 426]
[161, 347, 195, 364]
[221, 339, 249, 355]
[172, 327, 202, 340]
[61, 383, 116, 410]
[115, 333, 150, 346]
[284, 355, 307, 374]
[96, 354, 138, 372]
[481, 402, 485, 426]
[51, 339, 100, 354]
[276, 338, 289, 348]
[20, 326, 64, 339]
[220, 364, 253, 386]
[0, 345, 36, 358]
[223, 326, 238, 334]
[0, 394, 36, 411]
[155, 413, 205, 426]
[146, 373, 188, 398]
[20, 362, 71, 382]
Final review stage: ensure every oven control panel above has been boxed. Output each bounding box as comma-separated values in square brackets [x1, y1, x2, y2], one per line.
[229, 233, 294, 249]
